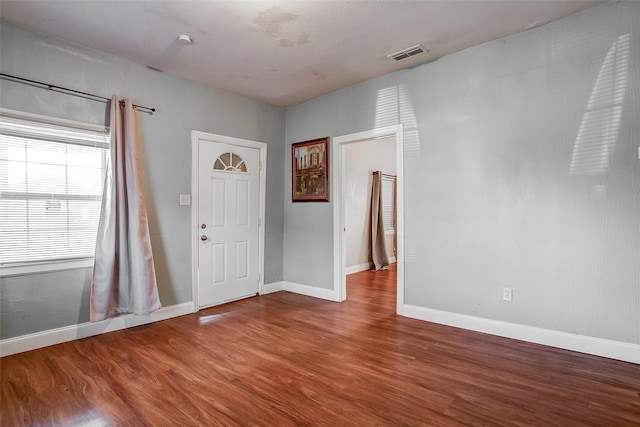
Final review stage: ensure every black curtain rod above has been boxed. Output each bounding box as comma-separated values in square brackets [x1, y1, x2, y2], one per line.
[0, 73, 156, 114]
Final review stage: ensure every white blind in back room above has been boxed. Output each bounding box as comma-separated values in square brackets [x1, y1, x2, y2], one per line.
[381, 174, 396, 232]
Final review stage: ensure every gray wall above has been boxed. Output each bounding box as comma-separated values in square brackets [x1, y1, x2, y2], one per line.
[0, 20, 285, 339]
[284, 2, 640, 344]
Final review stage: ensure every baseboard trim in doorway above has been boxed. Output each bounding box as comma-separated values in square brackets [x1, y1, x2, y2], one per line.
[346, 259, 397, 275]
[403, 304, 640, 364]
[0, 302, 194, 357]
[345, 263, 372, 275]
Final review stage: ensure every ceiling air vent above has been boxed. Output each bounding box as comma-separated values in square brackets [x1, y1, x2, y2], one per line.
[387, 44, 427, 62]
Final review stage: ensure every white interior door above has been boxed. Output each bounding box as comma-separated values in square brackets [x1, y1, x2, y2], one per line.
[197, 140, 261, 308]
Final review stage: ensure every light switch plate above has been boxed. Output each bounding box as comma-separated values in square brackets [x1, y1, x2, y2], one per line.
[179, 194, 191, 206]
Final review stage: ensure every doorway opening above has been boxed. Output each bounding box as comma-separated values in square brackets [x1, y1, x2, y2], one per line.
[333, 125, 404, 315]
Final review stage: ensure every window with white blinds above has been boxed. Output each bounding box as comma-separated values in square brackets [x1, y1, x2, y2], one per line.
[381, 174, 396, 233]
[0, 112, 109, 266]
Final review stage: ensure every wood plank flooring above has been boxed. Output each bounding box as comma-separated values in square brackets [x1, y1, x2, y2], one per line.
[2, 264, 639, 426]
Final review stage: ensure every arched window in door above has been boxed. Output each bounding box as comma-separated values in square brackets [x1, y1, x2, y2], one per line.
[213, 152, 248, 172]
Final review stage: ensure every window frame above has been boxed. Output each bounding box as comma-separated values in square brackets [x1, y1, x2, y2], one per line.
[0, 108, 109, 277]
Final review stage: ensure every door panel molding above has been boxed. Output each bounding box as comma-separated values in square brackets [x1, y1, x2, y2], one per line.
[191, 131, 267, 312]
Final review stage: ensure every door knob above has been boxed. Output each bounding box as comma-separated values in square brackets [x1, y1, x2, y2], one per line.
[201, 235, 208, 241]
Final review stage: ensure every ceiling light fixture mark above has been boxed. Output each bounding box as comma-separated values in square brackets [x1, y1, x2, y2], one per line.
[178, 34, 193, 44]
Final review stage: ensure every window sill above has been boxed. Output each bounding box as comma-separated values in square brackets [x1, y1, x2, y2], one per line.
[0, 258, 94, 277]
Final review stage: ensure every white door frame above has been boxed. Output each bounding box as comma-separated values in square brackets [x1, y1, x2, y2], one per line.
[332, 124, 405, 315]
[191, 130, 267, 312]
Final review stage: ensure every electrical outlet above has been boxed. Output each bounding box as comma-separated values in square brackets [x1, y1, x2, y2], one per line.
[502, 287, 513, 302]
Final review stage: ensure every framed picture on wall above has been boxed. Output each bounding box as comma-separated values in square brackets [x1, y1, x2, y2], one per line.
[291, 137, 330, 202]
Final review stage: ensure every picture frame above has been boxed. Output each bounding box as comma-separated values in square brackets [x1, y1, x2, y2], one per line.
[291, 137, 330, 202]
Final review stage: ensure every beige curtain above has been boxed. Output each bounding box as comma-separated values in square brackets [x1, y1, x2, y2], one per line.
[90, 96, 161, 321]
[370, 171, 389, 271]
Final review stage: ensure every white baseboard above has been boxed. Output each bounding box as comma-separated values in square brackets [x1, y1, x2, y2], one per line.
[0, 302, 194, 357]
[283, 281, 338, 301]
[403, 305, 640, 364]
[346, 259, 397, 275]
[262, 281, 284, 294]
[346, 263, 372, 275]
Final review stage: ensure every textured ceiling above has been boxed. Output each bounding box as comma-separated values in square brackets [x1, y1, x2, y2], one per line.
[0, 0, 601, 107]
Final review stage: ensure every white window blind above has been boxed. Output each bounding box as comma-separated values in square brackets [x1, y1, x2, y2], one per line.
[381, 174, 396, 232]
[0, 113, 109, 265]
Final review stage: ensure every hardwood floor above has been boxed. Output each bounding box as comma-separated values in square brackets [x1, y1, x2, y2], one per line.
[2, 264, 639, 426]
